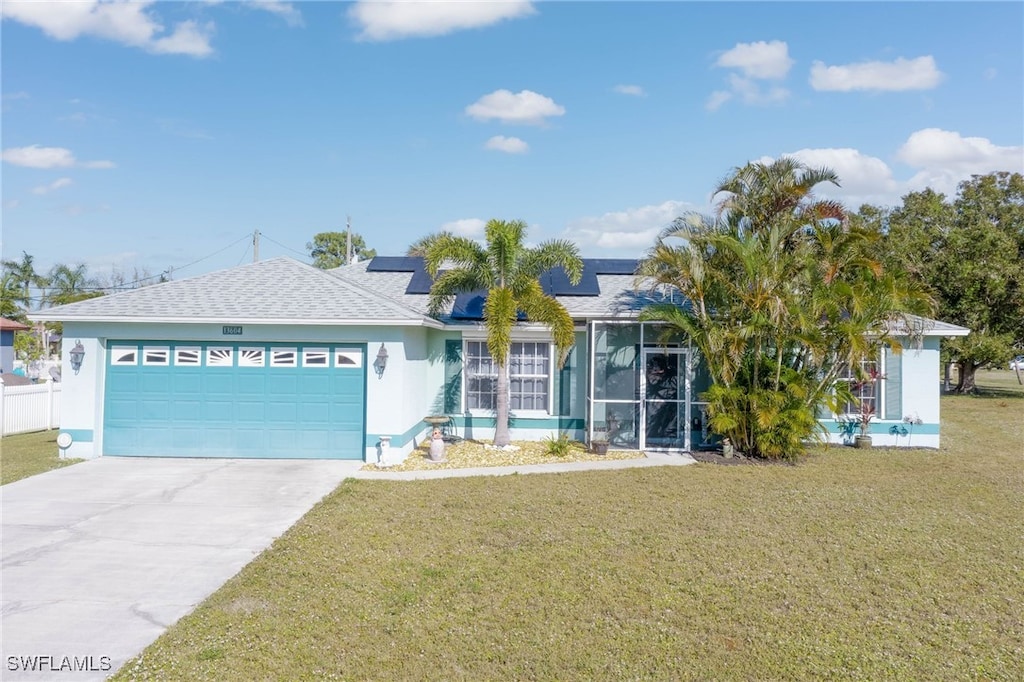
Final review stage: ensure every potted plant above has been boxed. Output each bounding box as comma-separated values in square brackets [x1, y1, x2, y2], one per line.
[854, 402, 874, 448]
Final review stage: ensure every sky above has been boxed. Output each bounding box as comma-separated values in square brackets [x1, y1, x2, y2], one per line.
[2, 0, 1022, 287]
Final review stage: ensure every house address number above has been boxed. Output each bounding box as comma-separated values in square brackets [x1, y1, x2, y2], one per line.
[222, 325, 243, 335]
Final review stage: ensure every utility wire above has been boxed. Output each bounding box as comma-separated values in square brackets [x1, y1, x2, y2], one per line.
[236, 242, 252, 267]
[259, 232, 309, 260]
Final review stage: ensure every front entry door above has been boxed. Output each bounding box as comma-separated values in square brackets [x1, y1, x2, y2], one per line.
[641, 348, 688, 450]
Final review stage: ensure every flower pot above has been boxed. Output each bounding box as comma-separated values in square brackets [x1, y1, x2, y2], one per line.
[591, 441, 609, 456]
[854, 435, 873, 449]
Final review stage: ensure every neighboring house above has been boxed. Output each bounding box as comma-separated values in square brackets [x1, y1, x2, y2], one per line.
[1, 317, 30, 374]
[33, 256, 969, 461]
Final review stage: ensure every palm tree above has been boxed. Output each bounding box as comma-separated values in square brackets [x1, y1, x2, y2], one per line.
[1, 251, 46, 312]
[423, 219, 583, 447]
[1, 271, 27, 321]
[406, 231, 452, 257]
[45, 263, 102, 307]
[639, 158, 934, 459]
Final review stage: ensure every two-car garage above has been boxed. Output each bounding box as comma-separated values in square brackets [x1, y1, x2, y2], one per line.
[103, 341, 366, 459]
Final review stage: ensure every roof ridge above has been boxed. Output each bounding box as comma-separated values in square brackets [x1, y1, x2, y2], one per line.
[294, 258, 431, 320]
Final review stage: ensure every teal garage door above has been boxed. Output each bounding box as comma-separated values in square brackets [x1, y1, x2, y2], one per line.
[103, 342, 366, 459]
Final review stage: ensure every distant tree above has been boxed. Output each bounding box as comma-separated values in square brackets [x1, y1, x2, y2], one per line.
[1, 271, 28, 322]
[307, 232, 377, 269]
[424, 220, 583, 447]
[45, 264, 102, 307]
[98, 265, 168, 291]
[407, 231, 453, 257]
[1, 251, 46, 312]
[867, 172, 1024, 392]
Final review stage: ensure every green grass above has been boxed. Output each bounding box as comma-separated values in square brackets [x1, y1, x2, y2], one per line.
[116, 379, 1023, 681]
[0, 429, 82, 485]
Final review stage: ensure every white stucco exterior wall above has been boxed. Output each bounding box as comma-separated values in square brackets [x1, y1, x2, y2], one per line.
[822, 336, 944, 448]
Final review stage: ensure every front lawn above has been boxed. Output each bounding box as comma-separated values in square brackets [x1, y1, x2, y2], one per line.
[116, 391, 1022, 680]
[0, 429, 82, 485]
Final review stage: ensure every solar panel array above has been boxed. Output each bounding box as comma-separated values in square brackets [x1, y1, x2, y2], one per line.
[365, 256, 640, 318]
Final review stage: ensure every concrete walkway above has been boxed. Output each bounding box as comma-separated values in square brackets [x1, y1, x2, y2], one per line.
[350, 450, 697, 480]
[1, 452, 694, 680]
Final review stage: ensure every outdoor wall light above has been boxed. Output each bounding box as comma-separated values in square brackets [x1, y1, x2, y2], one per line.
[373, 343, 389, 378]
[69, 340, 86, 375]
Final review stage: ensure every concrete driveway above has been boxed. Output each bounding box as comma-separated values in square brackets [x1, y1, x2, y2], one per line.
[2, 457, 359, 681]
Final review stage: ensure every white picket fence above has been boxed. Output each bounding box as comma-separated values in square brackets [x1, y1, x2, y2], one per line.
[0, 380, 62, 436]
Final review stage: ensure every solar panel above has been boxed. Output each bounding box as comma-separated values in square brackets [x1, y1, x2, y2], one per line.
[450, 291, 487, 320]
[541, 266, 600, 296]
[405, 267, 436, 294]
[366, 256, 422, 272]
[587, 259, 639, 275]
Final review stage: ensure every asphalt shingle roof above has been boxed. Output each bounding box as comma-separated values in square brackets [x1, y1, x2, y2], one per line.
[33, 257, 433, 325]
[328, 259, 669, 321]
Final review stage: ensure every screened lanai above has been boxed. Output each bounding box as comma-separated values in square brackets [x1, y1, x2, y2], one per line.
[587, 321, 714, 451]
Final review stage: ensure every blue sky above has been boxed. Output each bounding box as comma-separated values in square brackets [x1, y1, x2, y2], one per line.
[2, 1, 1022, 285]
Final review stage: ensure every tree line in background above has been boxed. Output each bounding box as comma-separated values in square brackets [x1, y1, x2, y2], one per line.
[851, 171, 1024, 393]
[1, 254, 170, 362]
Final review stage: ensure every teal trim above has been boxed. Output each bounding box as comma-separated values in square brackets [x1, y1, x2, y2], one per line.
[366, 419, 428, 449]
[62, 429, 94, 443]
[450, 415, 585, 430]
[830, 420, 939, 436]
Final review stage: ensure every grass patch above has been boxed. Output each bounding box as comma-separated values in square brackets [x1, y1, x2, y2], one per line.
[115, 388, 1022, 681]
[1, 429, 82, 485]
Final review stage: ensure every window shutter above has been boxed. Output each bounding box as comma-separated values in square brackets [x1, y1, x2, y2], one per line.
[884, 349, 902, 420]
[556, 347, 574, 416]
[444, 340, 462, 413]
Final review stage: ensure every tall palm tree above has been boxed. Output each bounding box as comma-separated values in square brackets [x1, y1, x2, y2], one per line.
[424, 219, 583, 447]
[1, 251, 46, 312]
[639, 158, 934, 459]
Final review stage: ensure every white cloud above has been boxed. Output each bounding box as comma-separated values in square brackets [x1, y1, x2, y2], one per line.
[760, 148, 900, 208]
[705, 90, 732, 112]
[715, 40, 793, 79]
[249, 1, 303, 27]
[484, 135, 529, 154]
[761, 129, 1023, 208]
[897, 128, 1024, 195]
[563, 200, 696, 253]
[441, 218, 486, 237]
[983, 67, 997, 80]
[1, 0, 214, 57]
[613, 84, 646, 97]
[809, 56, 943, 92]
[2, 145, 115, 169]
[31, 177, 74, 195]
[726, 74, 789, 107]
[3, 145, 75, 168]
[150, 20, 215, 57]
[349, 1, 535, 41]
[709, 40, 792, 110]
[465, 89, 565, 125]
[3, 199, 21, 210]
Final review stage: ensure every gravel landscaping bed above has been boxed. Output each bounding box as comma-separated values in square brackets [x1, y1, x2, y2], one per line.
[363, 438, 645, 472]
